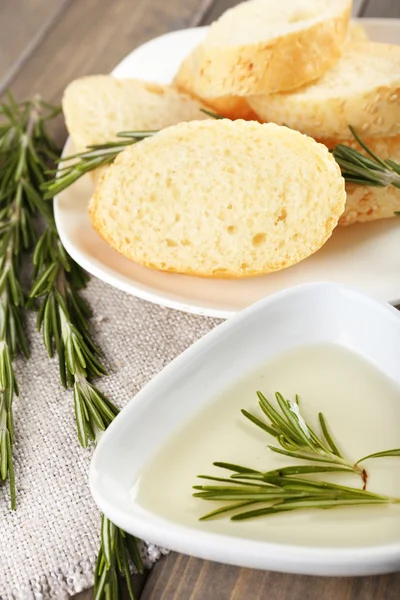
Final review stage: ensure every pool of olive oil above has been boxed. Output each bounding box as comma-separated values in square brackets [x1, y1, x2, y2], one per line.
[132, 343, 400, 547]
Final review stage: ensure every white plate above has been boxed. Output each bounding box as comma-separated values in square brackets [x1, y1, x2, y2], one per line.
[90, 282, 400, 576]
[55, 20, 400, 319]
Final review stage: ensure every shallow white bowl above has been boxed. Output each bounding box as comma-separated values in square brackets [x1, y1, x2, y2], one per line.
[90, 283, 400, 576]
[55, 19, 400, 319]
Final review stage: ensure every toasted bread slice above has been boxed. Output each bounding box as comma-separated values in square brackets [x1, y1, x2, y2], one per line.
[194, 0, 351, 97]
[62, 75, 209, 152]
[90, 120, 345, 278]
[348, 21, 368, 43]
[248, 43, 400, 139]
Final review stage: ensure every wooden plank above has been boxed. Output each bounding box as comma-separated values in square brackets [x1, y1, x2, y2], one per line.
[353, 0, 368, 16]
[0, 0, 67, 95]
[141, 553, 400, 600]
[5, 0, 215, 147]
[202, 0, 366, 25]
[5, 0, 214, 104]
[363, 0, 400, 18]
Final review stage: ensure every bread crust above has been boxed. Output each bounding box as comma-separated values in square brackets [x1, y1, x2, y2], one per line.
[195, 2, 351, 96]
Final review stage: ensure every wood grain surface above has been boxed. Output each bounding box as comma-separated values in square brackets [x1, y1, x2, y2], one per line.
[0, 0, 67, 93]
[141, 553, 400, 600]
[204, 0, 365, 23]
[363, 0, 400, 18]
[1, 0, 399, 599]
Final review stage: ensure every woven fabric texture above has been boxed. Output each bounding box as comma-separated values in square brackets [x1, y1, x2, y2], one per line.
[0, 276, 219, 599]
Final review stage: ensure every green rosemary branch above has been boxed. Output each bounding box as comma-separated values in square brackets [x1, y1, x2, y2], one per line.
[42, 131, 156, 198]
[332, 126, 400, 188]
[30, 219, 120, 445]
[194, 470, 400, 521]
[194, 392, 400, 521]
[0, 94, 59, 508]
[242, 391, 367, 480]
[94, 515, 144, 600]
[242, 391, 400, 488]
[29, 210, 143, 598]
[29, 119, 143, 598]
[43, 117, 400, 199]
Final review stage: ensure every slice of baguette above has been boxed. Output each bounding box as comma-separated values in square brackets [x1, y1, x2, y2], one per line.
[248, 43, 400, 140]
[90, 120, 345, 278]
[62, 75, 209, 152]
[172, 20, 367, 122]
[173, 46, 258, 120]
[319, 135, 400, 226]
[193, 0, 351, 97]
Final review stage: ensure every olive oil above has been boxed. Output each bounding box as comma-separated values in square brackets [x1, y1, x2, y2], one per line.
[133, 343, 400, 547]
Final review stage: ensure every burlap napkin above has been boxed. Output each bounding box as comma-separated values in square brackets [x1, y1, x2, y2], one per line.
[0, 276, 220, 599]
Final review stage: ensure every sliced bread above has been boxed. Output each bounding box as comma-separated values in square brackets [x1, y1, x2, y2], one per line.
[62, 75, 209, 152]
[89, 120, 346, 278]
[193, 0, 352, 97]
[248, 43, 400, 139]
[173, 45, 258, 120]
[347, 22, 368, 43]
[172, 19, 367, 122]
[319, 135, 400, 225]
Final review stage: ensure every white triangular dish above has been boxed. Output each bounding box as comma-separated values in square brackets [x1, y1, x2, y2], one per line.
[90, 283, 400, 576]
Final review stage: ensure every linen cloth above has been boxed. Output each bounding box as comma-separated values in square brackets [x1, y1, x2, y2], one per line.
[0, 276, 219, 599]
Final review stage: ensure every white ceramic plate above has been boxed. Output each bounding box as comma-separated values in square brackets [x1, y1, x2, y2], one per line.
[55, 20, 400, 319]
[90, 282, 400, 576]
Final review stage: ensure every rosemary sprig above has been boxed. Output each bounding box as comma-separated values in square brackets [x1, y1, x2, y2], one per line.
[332, 126, 400, 188]
[94, 515, 144, 600]
[42, 131, 156, 198]
[243, 392, 400, 477]
[23, 103, 144, 596]
[195, 392, 400, 521]
[43, 118, 400, 199]
[30, 220, 120, 446]
[242, 392, 366, 480]
[30, 207, 143, 598]
[194, 471, 400, 521]
[0, 94, 58, 508]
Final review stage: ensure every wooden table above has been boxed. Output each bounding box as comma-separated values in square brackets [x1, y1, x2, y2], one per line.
[2, 0, 399, 598]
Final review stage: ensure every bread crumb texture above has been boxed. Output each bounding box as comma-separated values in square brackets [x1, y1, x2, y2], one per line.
[90, 120, 346, 277]
[347, 22, 368, 43]
[62, 75, 209, 151]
